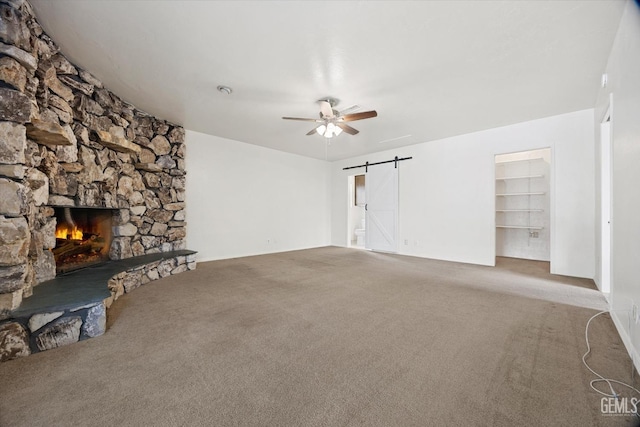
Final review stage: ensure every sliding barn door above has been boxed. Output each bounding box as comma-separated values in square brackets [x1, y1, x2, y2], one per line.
[365, 162, 399, 252]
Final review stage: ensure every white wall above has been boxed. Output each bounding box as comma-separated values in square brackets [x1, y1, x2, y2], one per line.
[331, 109, 595, 278]
[185, 130, 331, 261]
[594, 1, 640, 369]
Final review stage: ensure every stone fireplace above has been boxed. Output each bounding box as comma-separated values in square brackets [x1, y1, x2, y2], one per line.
[0, 0, 195, 361]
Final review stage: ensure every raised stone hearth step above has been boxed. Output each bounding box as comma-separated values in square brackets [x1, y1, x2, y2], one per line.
[0, 250, 196, 362]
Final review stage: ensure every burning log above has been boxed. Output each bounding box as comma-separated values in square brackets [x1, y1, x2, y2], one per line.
[53, 235, 106, 260]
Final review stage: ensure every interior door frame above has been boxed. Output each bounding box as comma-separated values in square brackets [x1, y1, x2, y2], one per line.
[599, 97, 613, 296]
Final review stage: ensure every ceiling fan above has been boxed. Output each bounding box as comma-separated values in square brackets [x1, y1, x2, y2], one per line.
[282, 98, 377, 138]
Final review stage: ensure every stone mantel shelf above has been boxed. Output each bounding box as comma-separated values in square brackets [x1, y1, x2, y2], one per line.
[12, 250, 196, 318]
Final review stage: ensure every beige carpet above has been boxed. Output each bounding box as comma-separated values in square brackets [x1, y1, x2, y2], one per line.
[0, 247, 638, 426]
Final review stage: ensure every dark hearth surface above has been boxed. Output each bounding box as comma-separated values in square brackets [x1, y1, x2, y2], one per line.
[12, 250, 196, 318]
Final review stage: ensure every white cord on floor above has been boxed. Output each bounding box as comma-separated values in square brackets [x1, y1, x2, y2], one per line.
[582, 310, 640, 408]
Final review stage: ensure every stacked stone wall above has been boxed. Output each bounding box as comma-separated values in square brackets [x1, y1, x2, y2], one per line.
[0, 0, 188, 319]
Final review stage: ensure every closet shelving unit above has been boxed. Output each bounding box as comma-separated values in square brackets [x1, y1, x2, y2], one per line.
[495, 157, 546, 231]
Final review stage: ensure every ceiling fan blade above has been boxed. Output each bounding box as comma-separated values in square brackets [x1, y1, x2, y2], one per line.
[341, 110, 377, 122]
[306, 127, 320, 136]
[319, 100, 334, 118]
[282, 116, 323, 122]
[337, 104, 360, 116]
[337, 123, 359, 135]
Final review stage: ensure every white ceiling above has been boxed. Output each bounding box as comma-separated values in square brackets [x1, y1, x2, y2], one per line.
[29, 0, 625, 161]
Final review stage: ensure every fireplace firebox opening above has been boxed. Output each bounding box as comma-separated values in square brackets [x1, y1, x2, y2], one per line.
[52, 207, 114, 275]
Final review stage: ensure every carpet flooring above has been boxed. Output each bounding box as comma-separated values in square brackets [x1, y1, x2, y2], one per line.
[0, 247, 638, 426]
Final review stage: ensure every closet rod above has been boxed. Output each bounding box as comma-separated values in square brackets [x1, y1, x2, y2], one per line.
[343, 156, 412, 172]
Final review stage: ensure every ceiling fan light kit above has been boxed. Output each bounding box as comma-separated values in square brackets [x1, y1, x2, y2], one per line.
[283, 97, 377, 139]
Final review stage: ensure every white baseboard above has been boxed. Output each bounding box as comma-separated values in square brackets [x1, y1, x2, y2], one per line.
[610, 310, 640, 375]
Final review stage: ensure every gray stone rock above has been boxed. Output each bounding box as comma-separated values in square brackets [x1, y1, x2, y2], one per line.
[156, 155, 176, 169]
[0, 4, 30, 50]
[0, 56, 27, 91]
[79, 69, 103, 88]
[141, 235, 159, 249]
[173, 210, 185, 221]
[142, 172, 160, 188]
[82, 303, 106, 338]
[130, 205, 146, 216]
[60, 162, 83, 173]
[50, 169, 78, 197]
[28, 311, 64, 332]
[164, 202, 185, 211]
[58, 75, 93, 96]
[150, 222, 168, 236]
[35, 316, 82, 351]
[148, 135, 170, 155]
[51, 53, 78, 75]
[40, 217, 56, 249]
[78, 146, 103, 183]
[0, 322, 30, 362]
[47, 75, 74, 102]
[0, 87, 31, 123]
[131, 240, 145, 256]
[123, 271, 142, 293]
[0, 215, 29, 267]
[147, 209, 173, 223]
[25, 167, 49, 206]
[0, 41, 36, 72]
[55, 125, 78, 162]
[172, 264, 188, 275]
[77, 184, 103, 207]
[167, 227, 186, 241]
[113, 222, 137, 237]
[0, 179, 28, 216]
[110, 237, 132, 260]
[0, 164, 23, 179]
[93, 88, 113, 110]
[23, 140, 44, 168]
[168, 127, 185, 144]
[116, 175, 134, 198]
[138, 148, 155, 164]
[0, 263, 27, 293]
[49, 95, 73, 123]
[26, 119, 74, 146]
[132, 116, 153, 139]
[146, 268, 159, 281]
[73, 94, 103, 120]
[171, 176, 185, 190]
[129, 191, 144, 206]
[175, 143, 186, 159]
[47, 195, 74, 206]
[34, 249, 55, 283]
[153, 121, 170, 135]
[157, 259, 176, 278]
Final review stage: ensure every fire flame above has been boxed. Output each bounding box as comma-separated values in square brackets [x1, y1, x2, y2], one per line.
[56, 225, 83, 240]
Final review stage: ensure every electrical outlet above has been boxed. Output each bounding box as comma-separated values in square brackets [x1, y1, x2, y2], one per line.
[529, 231, 539, 238]
[404, 239, 409, 245]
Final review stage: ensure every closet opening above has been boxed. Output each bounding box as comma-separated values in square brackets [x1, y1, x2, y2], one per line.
[495, 148, 551, 269]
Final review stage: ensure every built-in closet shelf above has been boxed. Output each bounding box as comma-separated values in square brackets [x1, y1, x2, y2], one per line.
[496, 157, 544, 165]
[496, 209, 544, 212]
[496, 225, 544, 230]
[495, 175, 544, 181]
[496, 192, 546, 196]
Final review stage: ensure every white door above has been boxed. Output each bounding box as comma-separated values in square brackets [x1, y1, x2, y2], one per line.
[365, 162, 398, 252]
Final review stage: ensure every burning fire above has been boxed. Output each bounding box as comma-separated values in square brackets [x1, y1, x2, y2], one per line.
[56, 225, 83, 240]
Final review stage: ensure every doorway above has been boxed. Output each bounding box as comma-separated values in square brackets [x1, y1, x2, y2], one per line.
[347, 174, 366, 249]
[495, 148, 551, 265]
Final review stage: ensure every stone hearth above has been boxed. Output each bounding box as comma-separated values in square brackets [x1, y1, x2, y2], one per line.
[0, 0, 195, 361]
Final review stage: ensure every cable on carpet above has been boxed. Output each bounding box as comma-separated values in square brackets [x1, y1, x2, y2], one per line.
[583, 310, 640, 417]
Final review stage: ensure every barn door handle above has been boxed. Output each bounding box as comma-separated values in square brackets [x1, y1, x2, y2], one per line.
[365, 204, 368, 211]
